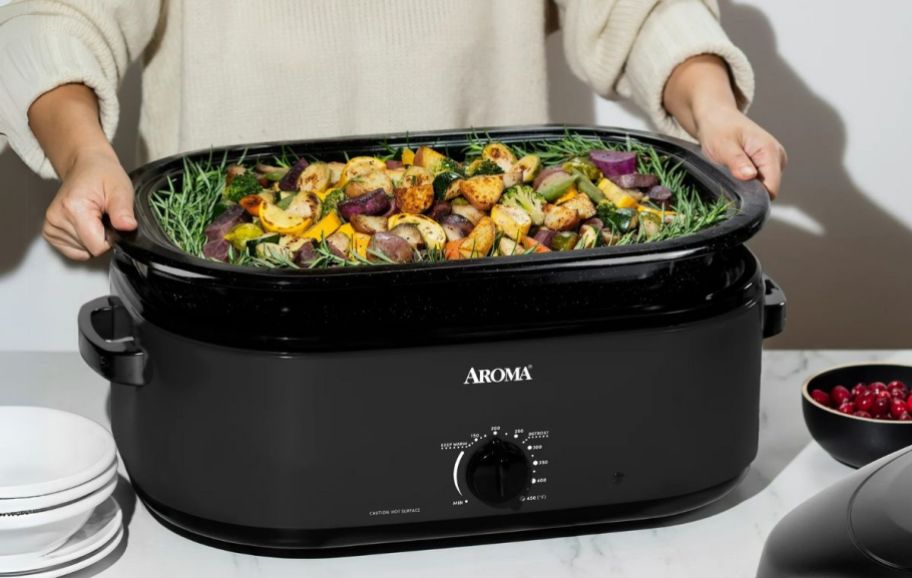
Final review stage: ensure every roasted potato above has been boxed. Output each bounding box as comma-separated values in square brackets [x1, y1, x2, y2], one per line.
[482, 143, 517, 172]
[327, 161, 345, 186]
[388, 213, 447, 251]
[349, 214, 389, 235]
[285, 191, 322, 221]
[394, 183, 434, 214]
[450, 199, 485, 225]
[389, 223, 424, 249]
[458, 216, 496, 259]
[543, 203, 580, 232]
[344, 170, 393, 198]
[339, 156, 386, 187]
[368, 232, 414, 264]
[490, 204, 532, 241]
[297, 162, 332, 194]
[561, 193, 597, 220]
[460, 175, 505, 211]
[413, 146, 448, 174]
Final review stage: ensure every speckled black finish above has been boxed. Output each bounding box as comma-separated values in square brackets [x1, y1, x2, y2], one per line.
[110, 125, 770, 352]
[802, 365, 912, 468]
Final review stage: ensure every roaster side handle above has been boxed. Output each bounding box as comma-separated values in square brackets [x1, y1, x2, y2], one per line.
[762, 275, 786, 339]
[78, 296, 146, 386]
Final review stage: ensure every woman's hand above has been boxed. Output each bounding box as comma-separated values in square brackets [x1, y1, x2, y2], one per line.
[43, 147, 136, 260]
[696, 106, 787, 198]
[29, 83, 136, 260]
[663, 55, 787, 197]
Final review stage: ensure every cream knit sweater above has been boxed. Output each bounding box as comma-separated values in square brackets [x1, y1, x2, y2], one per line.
[0, 0, 753, 180]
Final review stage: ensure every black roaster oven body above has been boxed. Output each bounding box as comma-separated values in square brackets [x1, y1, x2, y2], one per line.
[78, 126, 785, 554]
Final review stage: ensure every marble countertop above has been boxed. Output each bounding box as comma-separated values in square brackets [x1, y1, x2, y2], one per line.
[2, 350, 910, 578]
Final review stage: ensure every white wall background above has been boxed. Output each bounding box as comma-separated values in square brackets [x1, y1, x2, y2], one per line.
[0, 0, 910, 351]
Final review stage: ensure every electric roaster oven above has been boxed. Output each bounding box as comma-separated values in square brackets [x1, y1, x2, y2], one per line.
[77, 126, 786, 554]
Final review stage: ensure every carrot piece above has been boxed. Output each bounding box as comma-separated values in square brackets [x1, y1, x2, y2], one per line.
[521, 236, 551, 253]
[445, 239, 463, 260]
[239, 195, 265, 216]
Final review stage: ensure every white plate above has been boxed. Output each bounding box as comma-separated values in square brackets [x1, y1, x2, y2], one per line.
[0, 498, 122, 574]
[0, 478, 117, 557]
[0, 462, 118, 515]
[0, 527, 123, 578]
[0, 407, 116, 499]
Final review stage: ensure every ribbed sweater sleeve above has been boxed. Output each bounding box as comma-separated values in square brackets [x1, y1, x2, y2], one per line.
[557, 0, 754, 140]
[0, 0, 161, 178]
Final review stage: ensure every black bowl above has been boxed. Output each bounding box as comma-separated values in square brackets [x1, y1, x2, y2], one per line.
[803, 364, 912, 468]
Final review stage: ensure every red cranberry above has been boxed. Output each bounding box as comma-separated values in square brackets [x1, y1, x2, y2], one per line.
[856, 394, 875, 412]
[873, 397, 891, 416]
[838, 402, 856, 414]
[853, 411, 872, 418]
[899, 413, 912, 421]
[890, 387, 907, 400]
[888, 380, 907, 391]
[831, 385, 851, 405]
[907, 394, 912, 413]
[876, 389, 893, 401]
[810, 389, 831, 407]
[871, 382, 888, 393]
[852, 383, 869, 398]
[891, 400, 908, 419]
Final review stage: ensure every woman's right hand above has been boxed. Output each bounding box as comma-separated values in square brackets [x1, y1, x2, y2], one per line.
[29, 83, 137, 260]
[43, 147, 137, 260]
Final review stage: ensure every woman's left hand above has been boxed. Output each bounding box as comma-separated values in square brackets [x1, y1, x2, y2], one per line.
[696, 106, 787, 198]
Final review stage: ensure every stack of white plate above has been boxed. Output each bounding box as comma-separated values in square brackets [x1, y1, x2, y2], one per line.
[0, 407, 123, 577]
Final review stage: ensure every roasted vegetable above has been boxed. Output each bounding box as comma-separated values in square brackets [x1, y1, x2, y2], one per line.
[325, 230, 351, 259]
[501, 185, 546, 226]
[498, 236, 522, 256]
[389, 223, 424, 250]
[440, 213, 474, 241]
[639, 211, 661, 238]
[460, 175, 505, 211]
[224, 171, 261, 203]
[413, 146, 449, 174]
[339, 156, 386, 187]
[647, 185, 674, 207]
[521, 235, 550, 253]
[395, 182, 434, 214]
[349, 214, 388, 235]
[466, 159, 504, 177]
[572, 172, 605, 203]
[550, 231, 579, 251]
[259, 202, 311, 236]
[451, 198, 485, 225]
[597, 178, 639, 209]
[490, 204, 532, 241]
[574, 224, 599, 249]
[536, 171, 577, 202]
[589, 150, 637, 177]
[369, 232, 414, 263]
[223, 223, 266, 251]
[457, 216, 496, 259]
[515, 154, 541, 183]
[597, 202, 639, 233]
[543, 203, 580, 232]
[501, 166, 524, 189]
[433, 171, 463, 200]
[562, 157, 601, 182]
[427, 200, 452, 222]
[285, 191, 322, 221]
[301, 210, 343, 241]
[344, 171, 393, 198]
[321, 189, 346, 219]
[560, 193, 597, 221]
[610, 173, 659, 190]
[531, 226, 556, 248]
[297, 162, 332, 194]
[238, 194, 266, 216]
[327, 162, 345, 186]
[279, 158, 310, 191]
[352, 232, 371, 260]
[338, 189, 392, 220]
[388, 213, 446, 250]
[481, 143, 517, 172]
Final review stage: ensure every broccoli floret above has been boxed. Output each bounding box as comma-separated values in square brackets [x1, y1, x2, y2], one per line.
[467, 159, 504, 176]
[435, 157, 464, 177]
[596, 200, 616, 225]
[224, 171, 261, 203]
[501, 185, 546, 226]
[321, 188, 346, 219]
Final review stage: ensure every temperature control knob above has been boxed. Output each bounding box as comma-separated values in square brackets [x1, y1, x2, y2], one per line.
[465, 437, 530, 505]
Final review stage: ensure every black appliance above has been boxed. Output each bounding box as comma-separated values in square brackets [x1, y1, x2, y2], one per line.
[758, 445, 912, 577]
[77, 126, 785, 554]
